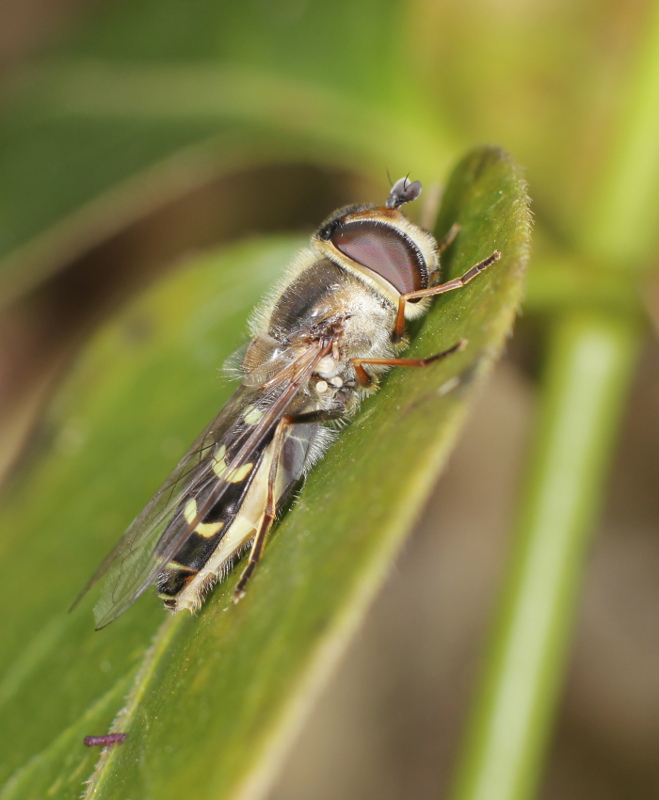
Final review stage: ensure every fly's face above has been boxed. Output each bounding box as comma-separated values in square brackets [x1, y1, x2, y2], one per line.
[74, 176, 500, 628]
[312, 177, 440, 323]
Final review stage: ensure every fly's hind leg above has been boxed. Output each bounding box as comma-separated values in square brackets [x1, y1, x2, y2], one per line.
[232, 406, 344, 603]
[232, 416, 289, 603]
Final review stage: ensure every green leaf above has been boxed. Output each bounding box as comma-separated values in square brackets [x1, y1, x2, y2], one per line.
[0, 0, 453, 304]
[0, 147, 530, 800]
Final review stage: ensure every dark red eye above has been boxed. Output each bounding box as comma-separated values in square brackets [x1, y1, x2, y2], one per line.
[331, 220, 427, 294]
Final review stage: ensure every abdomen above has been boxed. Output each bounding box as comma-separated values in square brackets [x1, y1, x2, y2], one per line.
[157, 420, 324, 612]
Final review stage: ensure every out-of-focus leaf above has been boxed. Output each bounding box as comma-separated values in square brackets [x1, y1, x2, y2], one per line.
[0, 0, 453, 304]
[0, 147, 530, 800]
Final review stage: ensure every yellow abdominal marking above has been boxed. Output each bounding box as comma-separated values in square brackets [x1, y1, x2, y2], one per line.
[243, 405, 264, 425]
[182, 497, 224, 538]
[211, 451, 254, 483]
[173, 438, 277, 614]
[212, 456, 228, 479]
[227, 462, 254, 483]
[166, 560, 197, 573]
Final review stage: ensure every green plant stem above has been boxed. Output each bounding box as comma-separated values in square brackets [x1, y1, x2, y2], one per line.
[451, 5, 659, 797]
[450, 311, 639, 800]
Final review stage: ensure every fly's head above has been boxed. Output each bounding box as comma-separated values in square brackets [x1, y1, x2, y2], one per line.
[313, 177, 440, 320]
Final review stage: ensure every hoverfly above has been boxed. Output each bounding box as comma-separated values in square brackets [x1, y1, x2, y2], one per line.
[74, 177, 500, 629]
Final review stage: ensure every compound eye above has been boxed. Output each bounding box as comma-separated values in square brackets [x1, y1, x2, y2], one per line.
[331, 220, 427, 294]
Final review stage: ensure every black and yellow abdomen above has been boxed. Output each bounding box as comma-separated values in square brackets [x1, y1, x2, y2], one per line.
[157, 415, 323, 612]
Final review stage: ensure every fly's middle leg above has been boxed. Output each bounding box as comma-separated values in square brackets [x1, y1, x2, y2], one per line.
[351, 339, 467, 387]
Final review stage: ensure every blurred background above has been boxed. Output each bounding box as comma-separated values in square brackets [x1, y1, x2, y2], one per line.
[0, 1, 658, 799]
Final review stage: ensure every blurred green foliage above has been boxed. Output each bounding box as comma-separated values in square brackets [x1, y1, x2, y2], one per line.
[0, 1, 657, 799]
[0, 149, 529, 799]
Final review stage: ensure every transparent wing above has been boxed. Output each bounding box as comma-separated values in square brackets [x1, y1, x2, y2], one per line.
[73, 340, 330, 628]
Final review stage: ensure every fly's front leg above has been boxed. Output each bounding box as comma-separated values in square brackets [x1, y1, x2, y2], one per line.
[351, 340, 466, 387]
[393, 249, 501, 340]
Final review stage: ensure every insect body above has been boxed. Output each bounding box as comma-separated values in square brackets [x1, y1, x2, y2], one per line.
[83, 733, 127, 747]
[75, 178, 500, 629]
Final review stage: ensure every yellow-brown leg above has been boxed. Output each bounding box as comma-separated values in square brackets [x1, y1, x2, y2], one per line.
[351, 340, 466, 386]
[233, 416, 290, 602]
[436, 223, 461, 254]
[231, 405, 344, 602]
[394, 250, 501, 340]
